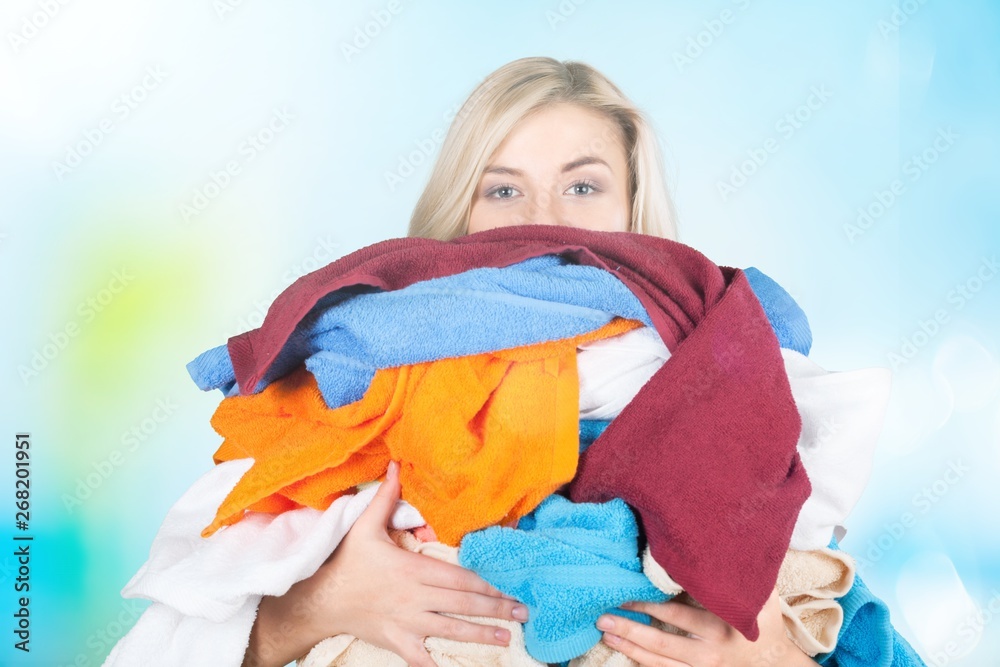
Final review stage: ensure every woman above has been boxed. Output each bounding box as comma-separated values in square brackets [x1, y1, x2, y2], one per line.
[243, 57, 819, 667]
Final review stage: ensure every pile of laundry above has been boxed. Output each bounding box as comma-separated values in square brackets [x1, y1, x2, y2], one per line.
[103, 225, 927, 667]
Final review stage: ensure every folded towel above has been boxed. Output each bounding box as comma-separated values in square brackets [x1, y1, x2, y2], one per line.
[204, 318, 642, 543]
[777, 548, 855, 656]
[220, 225, 810, 640]
[458, 494, 671, 663]
[777, 548, 856, 600]
[103, 459, 425, 667]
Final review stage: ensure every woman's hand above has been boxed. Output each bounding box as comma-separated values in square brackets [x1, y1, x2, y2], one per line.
[242, 460, 529, 667]
[594, 589, 818, 667]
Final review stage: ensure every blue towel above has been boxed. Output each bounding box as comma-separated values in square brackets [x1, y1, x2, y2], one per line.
[187, 257, 812, 410]
[188, 255, 651, 403]
[579, 419, 611, 453]
[458, 494, 672, 663]
[817, 539, 928, 666]
[744, 266, 812, 356]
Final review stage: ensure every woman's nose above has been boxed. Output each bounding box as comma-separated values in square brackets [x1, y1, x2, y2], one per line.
[520, 192, 567, 227]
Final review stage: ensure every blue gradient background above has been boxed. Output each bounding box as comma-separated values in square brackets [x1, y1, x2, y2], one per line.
[1, 1, 998, 665]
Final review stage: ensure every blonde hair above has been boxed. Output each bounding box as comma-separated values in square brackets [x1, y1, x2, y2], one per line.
[407, 57, 679, 241]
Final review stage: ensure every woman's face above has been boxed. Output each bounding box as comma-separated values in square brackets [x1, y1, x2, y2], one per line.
[467, 103, 632, 234]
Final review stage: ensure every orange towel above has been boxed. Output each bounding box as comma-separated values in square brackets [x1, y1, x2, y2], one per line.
[203, 317, 643, 544]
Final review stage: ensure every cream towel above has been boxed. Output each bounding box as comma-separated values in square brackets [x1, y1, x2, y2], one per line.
[640, 546, 855, 658]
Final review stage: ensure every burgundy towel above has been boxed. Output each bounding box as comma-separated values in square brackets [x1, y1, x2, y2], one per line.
[225, 225, 809, 639]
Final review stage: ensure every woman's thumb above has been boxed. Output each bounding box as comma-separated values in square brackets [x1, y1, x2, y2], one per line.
[357, 460, 401, 531]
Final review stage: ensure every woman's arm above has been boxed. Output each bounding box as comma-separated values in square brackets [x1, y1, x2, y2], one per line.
[596, 589, 818, 666]
[241, 461, 530, 667]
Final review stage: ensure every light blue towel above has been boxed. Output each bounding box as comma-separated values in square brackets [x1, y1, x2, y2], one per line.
[458, 494, 672, 663]
[744, 266, 813, 356]
[579, 419, 611, 453]
[817, 539, 928, 666]
[187, 257, 812, 410]
[188, 255, 651, 403]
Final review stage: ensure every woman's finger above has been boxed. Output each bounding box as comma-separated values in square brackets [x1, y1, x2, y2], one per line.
[417, 611, 514, 647]
[353, 460, 401, 534]
[621, 599, 728, 640]
[597, 613, 698, 665]
[413, 554, 510, 598]
[422, 586, 529, 623]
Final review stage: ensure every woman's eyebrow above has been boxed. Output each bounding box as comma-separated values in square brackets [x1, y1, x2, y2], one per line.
[483, 165, 523, 176]
[483, 156, 611, 177]
[561, 156, 610, 172]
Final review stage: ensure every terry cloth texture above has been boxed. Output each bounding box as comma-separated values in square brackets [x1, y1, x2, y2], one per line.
[458, 494, 672, 663]
[187, 254, 653, 406]
[187, 259, 808, 416]
[102, 459, 425, 667]
[743, 266, 813, 355]
[203, 317, 642, 543]
[215, 225, 810, 640]
[775, 548, 855, 656]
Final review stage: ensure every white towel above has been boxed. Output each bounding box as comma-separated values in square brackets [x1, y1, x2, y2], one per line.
[103, 458, 425, 667]
[780, 349, 892, 550]
[577, 326, 670, 420]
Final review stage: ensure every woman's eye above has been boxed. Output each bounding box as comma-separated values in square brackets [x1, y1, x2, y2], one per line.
[487, 184, 519, 199]
[568, 180, 599, 196]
